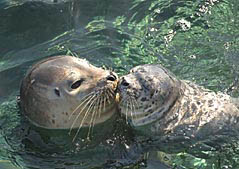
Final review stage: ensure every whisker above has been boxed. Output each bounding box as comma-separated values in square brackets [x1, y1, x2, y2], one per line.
[131, 96, 140, 109]
[69, 94, 96, 134]
[98, 90, 104, 118]
[87, 99, 98, 139]
[105, 90, 112, 105]
[103, 90, 107, 113]
[69, 85, 116, 141]
[107, 88, 115, 99]
[92, 98, 99, 126]
[94, 99, 100, 125]
[89, 92, 102, 138]
[130, 96, 138, 120]
[125, 100, 129, 124]
[72, 96, 98, 142]
[129, 98, 134, 122]
[68, 92, 96, 120]
[88, 92, 102, 138]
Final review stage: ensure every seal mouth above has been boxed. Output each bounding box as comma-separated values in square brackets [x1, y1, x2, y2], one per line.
[68, 84, 118, 141]
[115, 79, 126, 103]
[119, 101, 146, 118]
[116, 89, 145, 120]
[115, 74, 156, 124]
[68, 71, 118, 122]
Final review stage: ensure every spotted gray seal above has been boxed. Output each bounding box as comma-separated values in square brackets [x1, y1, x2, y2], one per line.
[117, 64, 239, 150]
[20, 55, 118, 130]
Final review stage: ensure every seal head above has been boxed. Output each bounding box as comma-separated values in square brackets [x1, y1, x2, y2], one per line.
[117, 64, 181, 126]
[20, 55, 118, 129]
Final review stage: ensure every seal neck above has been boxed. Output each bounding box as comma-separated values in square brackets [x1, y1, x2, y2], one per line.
[147, 80, 186, 135]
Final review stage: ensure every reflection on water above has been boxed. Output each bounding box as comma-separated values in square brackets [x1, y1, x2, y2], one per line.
[0, 0, 239, 168]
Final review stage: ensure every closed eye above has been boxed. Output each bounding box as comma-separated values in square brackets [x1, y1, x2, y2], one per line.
[71, 79, 85, 89]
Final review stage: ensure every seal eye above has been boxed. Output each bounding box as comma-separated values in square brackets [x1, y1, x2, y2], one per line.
[71, 79, 85, 89]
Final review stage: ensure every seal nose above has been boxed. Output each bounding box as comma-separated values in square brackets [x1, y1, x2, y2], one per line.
[120, 77, 129, 87]
[106, 72, 118, 82]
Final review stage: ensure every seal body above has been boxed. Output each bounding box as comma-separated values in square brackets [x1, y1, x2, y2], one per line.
[117, 64, 239, 151]
[20, 55, 118, 129]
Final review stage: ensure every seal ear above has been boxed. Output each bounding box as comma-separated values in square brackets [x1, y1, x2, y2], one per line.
[54, 87, 61, 97]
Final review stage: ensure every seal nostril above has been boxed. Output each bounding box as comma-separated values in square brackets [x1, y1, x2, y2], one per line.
[121, 78, 129, 87]
[107, 73, 117, 81]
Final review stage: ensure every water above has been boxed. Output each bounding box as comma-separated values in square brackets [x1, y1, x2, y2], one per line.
[0, 0, 239, 168]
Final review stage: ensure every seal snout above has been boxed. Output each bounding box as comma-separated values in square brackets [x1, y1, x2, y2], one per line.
[115, 77, 131, 103]
[120, 77, 130, 87]
[106, 72, 118, 82]
[117, 77, 131, 93]
[104, 71, 119, 94]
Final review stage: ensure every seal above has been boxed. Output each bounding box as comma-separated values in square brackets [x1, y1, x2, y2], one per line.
[117, 64, 239, 152]
[20, 55, 118, 130]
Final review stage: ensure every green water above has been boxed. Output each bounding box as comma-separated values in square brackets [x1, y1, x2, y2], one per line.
[0, 0, 239, 168]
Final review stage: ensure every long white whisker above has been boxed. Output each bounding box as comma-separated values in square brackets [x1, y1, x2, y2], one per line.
[69, 94, 96, 134]
[88, 99, 99, 139]
[98, 90, 103, 118]
[105, 90, 112, 105]
[87, 101, 97, 139]
[72, 96, 98, 142]
[93, 96, 100, 123]
[69, 92, 95, 120]
[107, 88, 115, 99]
[129, 99, 134, 122]
[103, 90, 107, 113]
[125, 100, 129, 124]
[131, 96, 139, 109]
[130, 96, 138, 120]
[88, 92, 101, 138]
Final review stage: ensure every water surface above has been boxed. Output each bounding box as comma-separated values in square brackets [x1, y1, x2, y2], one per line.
[0, 0, 239, 168]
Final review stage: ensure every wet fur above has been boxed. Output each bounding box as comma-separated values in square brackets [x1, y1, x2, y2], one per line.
[118, 64, 239, 153]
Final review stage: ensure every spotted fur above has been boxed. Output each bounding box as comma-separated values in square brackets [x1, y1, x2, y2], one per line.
[117, 64, 239, 142]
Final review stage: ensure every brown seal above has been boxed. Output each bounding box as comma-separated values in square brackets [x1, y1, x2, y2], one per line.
[20, 55, 118, 130]
[117, 64, 239, 151]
